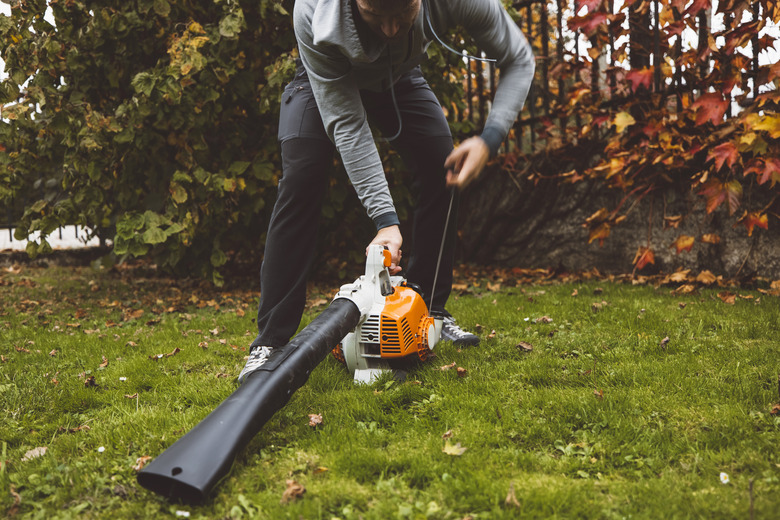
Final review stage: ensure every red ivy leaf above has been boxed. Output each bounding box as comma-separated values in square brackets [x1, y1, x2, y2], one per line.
[625, 68, 654, 92]
[633, 247, 655, 270]
[744, 158, 780, 186]
[684, 0, 711, 17]
[707, 141, 739, 172]
[700, 179, 742, 215]
[738, 211, 768, 237]
[588, 222, 611, 246]
[576, 0, 603, 11]
[691, 93, 729, 126]
[568, 11, 609, 36]
[670, 235, 695, 254]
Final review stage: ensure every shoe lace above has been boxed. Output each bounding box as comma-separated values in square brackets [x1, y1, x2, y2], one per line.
[443, 316, 470, 338]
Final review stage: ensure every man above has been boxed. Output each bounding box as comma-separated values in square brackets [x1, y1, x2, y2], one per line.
[239, 0, 534, 382]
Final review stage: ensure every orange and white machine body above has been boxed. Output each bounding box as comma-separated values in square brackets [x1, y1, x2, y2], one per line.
[334, 245, 443, 383]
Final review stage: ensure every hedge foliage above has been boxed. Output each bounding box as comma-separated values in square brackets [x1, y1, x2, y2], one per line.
[0, 0, 487, 283]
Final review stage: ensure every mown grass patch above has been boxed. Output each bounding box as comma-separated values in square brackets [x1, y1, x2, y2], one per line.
[1, 263, 778, 519]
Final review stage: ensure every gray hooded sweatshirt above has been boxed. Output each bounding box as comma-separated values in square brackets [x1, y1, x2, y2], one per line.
[294, 0, 534, 229]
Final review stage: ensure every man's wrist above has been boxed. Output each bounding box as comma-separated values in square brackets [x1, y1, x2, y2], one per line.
[479, 126, 504, 157]
[373, 211, 400, 231]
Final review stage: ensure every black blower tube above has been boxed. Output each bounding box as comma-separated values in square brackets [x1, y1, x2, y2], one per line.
[137, 298, 361, 503]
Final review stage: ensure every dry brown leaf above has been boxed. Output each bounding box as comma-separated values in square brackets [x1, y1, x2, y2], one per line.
[516, 341, 534, 352]
[696, 270, 717, 285]
[571, 289, 578, 297]
[132, 456, 152, 472]
[99, 356, 109, 368]
[442, 440, 467, 456]
[659, 336, 670, 349]
[308, 414, 323, 427]
[594, 389, 604, 399]
[669, 270, 691, 282]
[487, 282, 502, 292]
[505, 481, 521, 508]
[84, 376, 98, 388]
[591, 300, 608, 312]
[456, 367, 468, 377]
[440, 362, 456, 371]
[21, 447, 48, 462]
[442, 429, 453, 439]
[533, 315, 553, 324]
[124, 393, 138, 399]
[487, 330, 497, 339]
[8, 485, 21, 517]
[281, 479, 305, 504]
[770, 404, 780, 415]
[673, 284, 696, 295]
[700, 233, 721, 244]
[718, 291, 736, 304]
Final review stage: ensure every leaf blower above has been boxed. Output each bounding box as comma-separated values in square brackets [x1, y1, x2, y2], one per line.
[137, 244, 442, 502]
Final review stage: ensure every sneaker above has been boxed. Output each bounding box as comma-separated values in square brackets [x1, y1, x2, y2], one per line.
[238, 346, 273, 383]
[440, 315, 480, 346]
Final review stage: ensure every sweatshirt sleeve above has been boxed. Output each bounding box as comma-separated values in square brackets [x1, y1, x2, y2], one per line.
[433, 0, 535, 156]
[293, 2, 399, 230]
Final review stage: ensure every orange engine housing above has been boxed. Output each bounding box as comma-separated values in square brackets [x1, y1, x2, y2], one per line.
[377, 284, 434, 361]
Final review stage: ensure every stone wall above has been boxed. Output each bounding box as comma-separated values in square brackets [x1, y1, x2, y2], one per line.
[458, 163, 780, 279]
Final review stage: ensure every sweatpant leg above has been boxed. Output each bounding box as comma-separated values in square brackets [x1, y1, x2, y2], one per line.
[361, 69, 456, 312]
[253, 69, 334, 348]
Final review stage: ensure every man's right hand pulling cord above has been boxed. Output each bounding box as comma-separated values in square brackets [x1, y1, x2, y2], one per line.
[444, 136, 490, 189]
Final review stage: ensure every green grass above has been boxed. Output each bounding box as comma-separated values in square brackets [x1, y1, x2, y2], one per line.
[1, 263, 778, 519]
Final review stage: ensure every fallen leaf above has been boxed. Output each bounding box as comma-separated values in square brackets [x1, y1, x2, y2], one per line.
[669, 269, 691, 282]
[124, 393, 138, 399]
[659, 336, 670, 349]
[673, 284, 696, 295]
[124, 308, 144, 321]
[443, 440, 467, 456]
[594, 389, 604, 399]
[770, 404, 780, 415]
[49, 349, 58, 356]
[456, 367, 468, 377]
[591, 301, 608, 312]
[571, 289, 579, 297]
[442, 430, 453, 439]
[701, 233, 721, 244]
[516, 341, 534, 352]
[99, 356, 109, 368]
[84, 376, 98, 388]
[21, 447, 48, 462]
[696, 270, 717, 284]
[281, 479, 305, 504]
[440, 362, 456, 371]
[533, 316, 553, 324]
[487, 282, 502, 292]
[132, 456, 152, 471]
[487, 330, 497, 339]
[505, 481, 521, 508]
[718, 291, 736, 304]
[8, 485, 20, 516]
[308, 414, 323, 427]
[209, 327, 220, 336]
[14, 346, 30, 353]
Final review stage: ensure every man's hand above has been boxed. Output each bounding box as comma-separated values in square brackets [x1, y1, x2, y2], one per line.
[444, 136, 490, 189]
[367, 225, 403, 274]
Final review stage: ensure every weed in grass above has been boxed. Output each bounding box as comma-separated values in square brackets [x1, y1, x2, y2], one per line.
[0, 265, 778, 518]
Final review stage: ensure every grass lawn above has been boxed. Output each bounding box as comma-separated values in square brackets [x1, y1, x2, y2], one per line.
[1, 260, 778, 519]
